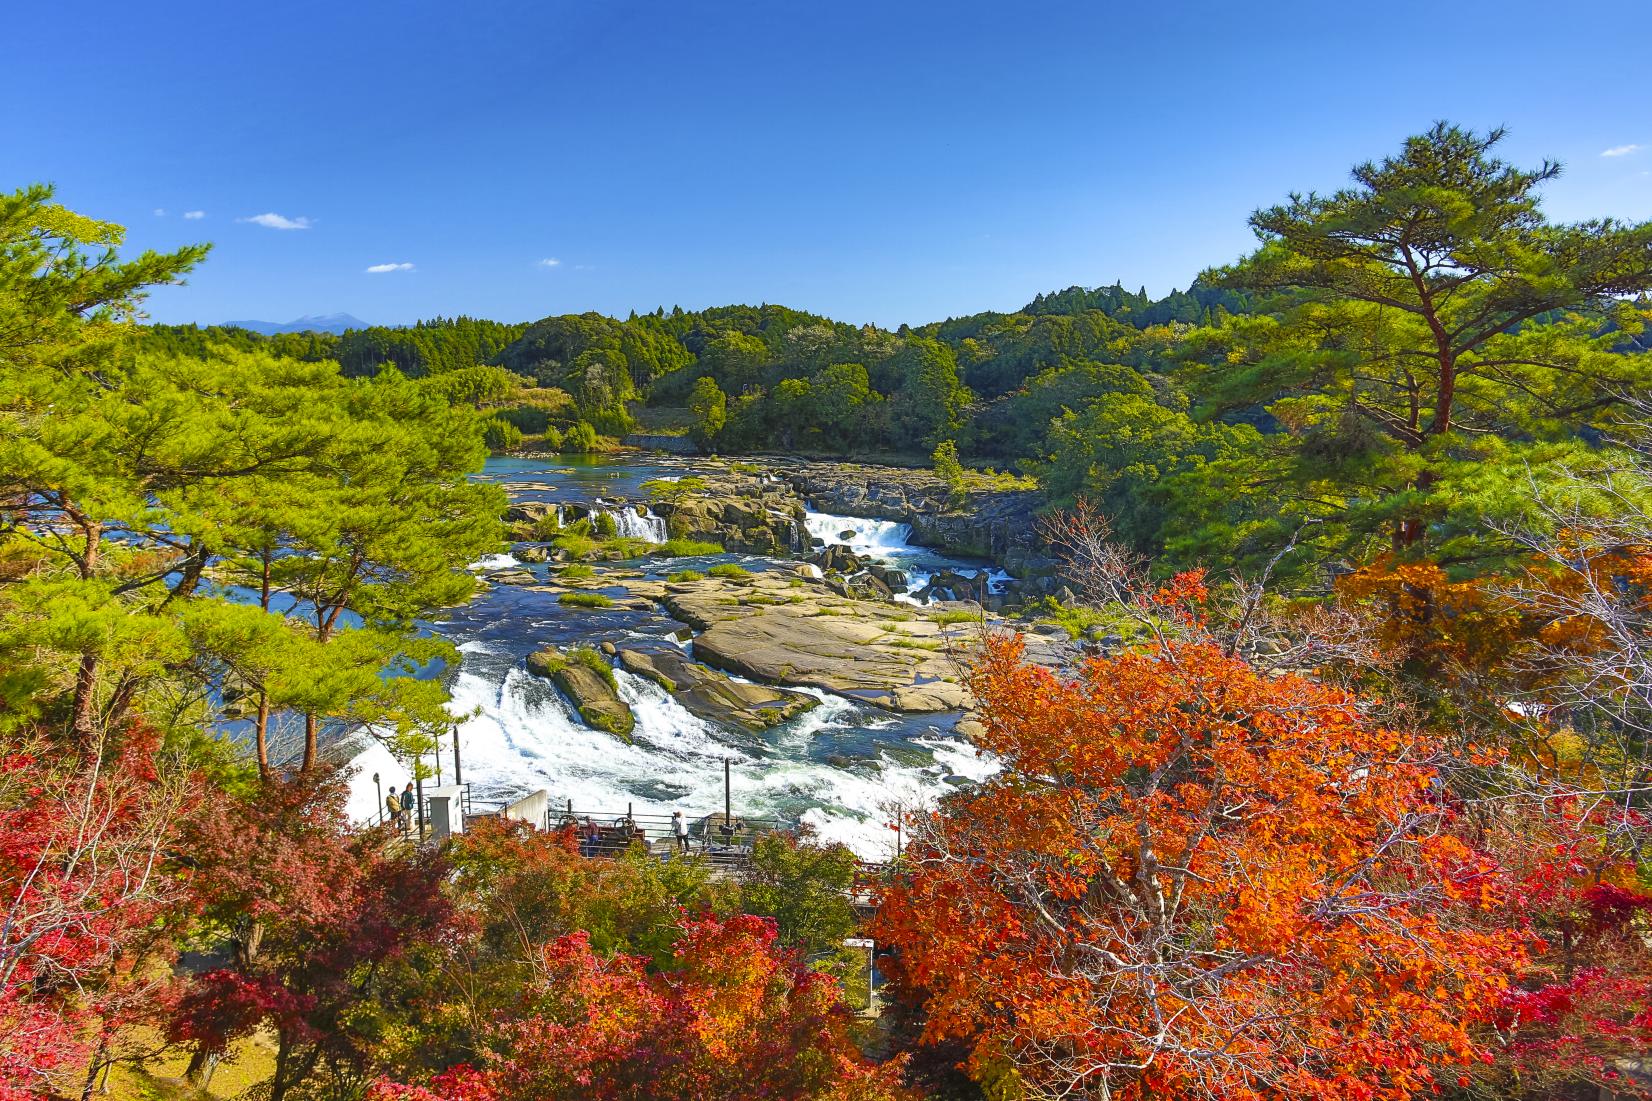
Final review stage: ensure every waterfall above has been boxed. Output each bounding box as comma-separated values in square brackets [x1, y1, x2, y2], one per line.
[596, 502, 668, 542]
[803, 511, 914, 553]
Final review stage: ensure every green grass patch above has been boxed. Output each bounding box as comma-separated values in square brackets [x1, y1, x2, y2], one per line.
[560, 591, 615, 608]
[553, 532, 599, 559]
[929, 608, 984, 626]
[707, 562, 753, 580]
[568, 644, 617, 687]
[557, 562, 596, 580]
[668, 568, 705, 583]
[654, 537, 724, 557]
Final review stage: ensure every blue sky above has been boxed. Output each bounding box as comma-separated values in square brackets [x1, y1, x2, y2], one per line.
[5, 0, 1648, 329]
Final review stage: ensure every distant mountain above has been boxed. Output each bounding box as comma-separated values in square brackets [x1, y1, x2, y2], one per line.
[223, 313, 369, 335]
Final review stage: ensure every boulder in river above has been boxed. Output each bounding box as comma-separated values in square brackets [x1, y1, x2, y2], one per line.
[616, 647, 816, 731]
[661, 574, 972, 712]
[525, 646, 635, 741]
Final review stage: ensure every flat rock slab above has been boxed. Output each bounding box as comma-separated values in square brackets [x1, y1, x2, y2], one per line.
[617, 647, 816, 731]
[661, 575, 974, 712]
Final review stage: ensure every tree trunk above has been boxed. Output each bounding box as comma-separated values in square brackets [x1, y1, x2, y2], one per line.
[302, 711, 318, 772]
[184, 1046, 218, 1088]
[80, 1038, 108, 1101]
[256, 691, 271, 779]
[69, 518, 103, 743]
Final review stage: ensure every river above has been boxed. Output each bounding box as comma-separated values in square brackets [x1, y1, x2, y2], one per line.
[348, 455, 1004, 860]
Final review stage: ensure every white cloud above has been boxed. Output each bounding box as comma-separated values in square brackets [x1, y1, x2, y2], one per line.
[239, 212, 313, 230]
[183, 210, 206, 220]
[537, 257, 561, 268]
[365, 262, 415, 273]
[153, 208, 166, 217]
[1601, 143, 1641, 157]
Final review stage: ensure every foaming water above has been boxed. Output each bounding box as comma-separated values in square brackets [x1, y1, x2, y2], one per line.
[804, 508, 1015, 601]
[347, 458, 1005, 859]
[805, 512, 914, 554]
[598, 503, 668, 542]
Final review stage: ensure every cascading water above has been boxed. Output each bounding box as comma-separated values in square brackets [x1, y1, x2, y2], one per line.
[599, 503, 668, 542]
[349, 455, 1012, 859]
[804, 512, 914, 554]
[803, 506, 1015, 602]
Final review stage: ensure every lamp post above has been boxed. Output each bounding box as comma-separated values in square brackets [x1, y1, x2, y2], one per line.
[452, 723, 462, 786]
[373, 772, 382, 826]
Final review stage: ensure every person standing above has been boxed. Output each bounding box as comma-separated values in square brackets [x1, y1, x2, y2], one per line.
[671, 810, 690, 854]
[385, 786, 404, 831]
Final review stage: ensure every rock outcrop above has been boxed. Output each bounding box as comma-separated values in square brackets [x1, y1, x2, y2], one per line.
[788, 463, 1041, 559]
[525, 647, 635, 740]
[616, 646, 816, 731]
[658, 572, 975, 712]
[649, 466, 808, 555]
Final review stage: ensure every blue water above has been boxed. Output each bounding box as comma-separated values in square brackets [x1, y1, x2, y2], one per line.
[395, 456, 1000, 859]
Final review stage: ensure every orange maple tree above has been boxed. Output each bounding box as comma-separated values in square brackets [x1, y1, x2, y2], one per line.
[874, 605, 1529, 1101]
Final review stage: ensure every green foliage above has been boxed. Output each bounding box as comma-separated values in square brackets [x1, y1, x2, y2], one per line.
[561, 420, 601, 453]
[559, 591, 615, 609]
[593, 511, 619, 538]
[738, 832, 858, 956]
[688, 375, 727, 448]
[706, 562, 753, 580]
[667, 569, 705, 582]
[557, 562, 596, 580]
[641, 475, 706, 501]
[932, 439, 967, 507]
[0, 185, 505, 771]
[482, 415, 523, 452]
[1188, 123, 1652, 574]
[569, 644, 617, 686]
[929, 608, 984, 626]
[653, 538, 724, 557]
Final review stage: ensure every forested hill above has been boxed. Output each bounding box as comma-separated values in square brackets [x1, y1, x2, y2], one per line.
[143, 123, 1652, 587]
[143, 281, 1228, 463]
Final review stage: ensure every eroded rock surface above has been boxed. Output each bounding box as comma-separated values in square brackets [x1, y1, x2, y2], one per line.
[616, 646, 816, 731]
[526, 647, 636, 741]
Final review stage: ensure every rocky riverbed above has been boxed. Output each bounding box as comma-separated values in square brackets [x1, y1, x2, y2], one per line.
[399, 453, 1077, 857]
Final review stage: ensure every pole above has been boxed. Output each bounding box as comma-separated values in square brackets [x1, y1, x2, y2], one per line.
[373, 773, 382, 826]
[414, 757, 426, 840]
[452, 723, 462, 786]
[724, 758, 732, 833]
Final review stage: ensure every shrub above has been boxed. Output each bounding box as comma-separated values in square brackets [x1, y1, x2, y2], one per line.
[483, 416, 524, 452]
[932, 439, 966, 507]
[569, 644, 617, 687]
[553, 533, 598, 560]
[560, 591, 615, 609]
[593, 512, 619, 538]
[655, 538, 724, 557]
[557, 563, 596, 580]
[561, 421, 600, 453]
[641, 476, 706, 501]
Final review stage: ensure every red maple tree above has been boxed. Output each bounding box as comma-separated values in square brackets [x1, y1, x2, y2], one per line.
[0, 727, 197, 1101]
[373, 911, 910, 1101]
